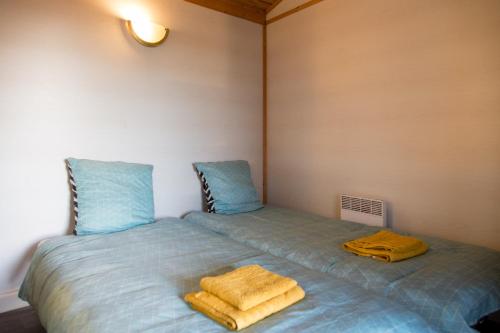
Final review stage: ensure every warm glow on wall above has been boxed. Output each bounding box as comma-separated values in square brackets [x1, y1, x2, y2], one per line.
[119, 5, 169, 47]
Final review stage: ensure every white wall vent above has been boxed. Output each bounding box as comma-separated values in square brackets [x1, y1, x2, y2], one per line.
[340, 194, 386, 227]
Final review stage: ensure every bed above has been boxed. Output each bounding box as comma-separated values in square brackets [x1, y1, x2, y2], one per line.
[184, 206, 500, 333]
[19, 217, 437, 333]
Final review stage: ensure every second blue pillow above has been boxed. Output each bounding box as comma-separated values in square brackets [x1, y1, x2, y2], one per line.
[194, 160, 263, 215]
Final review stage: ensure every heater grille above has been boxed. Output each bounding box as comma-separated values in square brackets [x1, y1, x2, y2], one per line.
[340, 195, 385, 227]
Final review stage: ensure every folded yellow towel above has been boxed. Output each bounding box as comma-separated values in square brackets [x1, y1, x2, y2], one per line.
[343, 230, 428, 262]
[200, 265, 297, 311]
[185, 285, 305, 331]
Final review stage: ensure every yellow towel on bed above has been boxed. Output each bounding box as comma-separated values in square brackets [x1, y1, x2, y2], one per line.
[343, 230, 428, 262]
[184, 285, 305, 331]
[200, 265, 298, 311]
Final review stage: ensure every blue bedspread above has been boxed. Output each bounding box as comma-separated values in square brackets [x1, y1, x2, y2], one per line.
[184, 207, 500, 333]
[19, 218, 437, 333]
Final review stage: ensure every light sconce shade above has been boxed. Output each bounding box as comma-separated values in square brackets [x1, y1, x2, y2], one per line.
[126, 20, 169, 47]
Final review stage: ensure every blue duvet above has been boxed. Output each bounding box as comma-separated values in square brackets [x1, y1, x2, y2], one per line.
[19, 218, 437, 333]
[184, 206, 500, 333]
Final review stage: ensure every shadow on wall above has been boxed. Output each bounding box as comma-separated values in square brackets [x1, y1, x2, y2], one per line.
[9, 243, 38, 286]
[180, 164, 208, 219]
[385, 201, 393, 229]
[9, 160, 76, 286]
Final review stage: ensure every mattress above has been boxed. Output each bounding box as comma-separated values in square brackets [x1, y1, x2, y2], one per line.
[19, 218, 437, 333]
[184, 206, 500, 333]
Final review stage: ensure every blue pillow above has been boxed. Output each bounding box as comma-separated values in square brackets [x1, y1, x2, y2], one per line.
[67, 158, 155, 235]
[194, 160, 263, 215]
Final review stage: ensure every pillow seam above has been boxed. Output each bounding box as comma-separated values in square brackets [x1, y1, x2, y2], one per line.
[197, 170, 216, 214]
[66, 161, 79, 235]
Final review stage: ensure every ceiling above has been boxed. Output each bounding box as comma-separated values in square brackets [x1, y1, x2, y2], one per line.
[185, 0, 283, 24]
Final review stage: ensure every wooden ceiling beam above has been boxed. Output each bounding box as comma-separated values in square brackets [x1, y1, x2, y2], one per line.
[185, 0, 267, 25]
[267, 0, 324, 24]
[234, 0, 275, 11]
[265, 0, 283, 13]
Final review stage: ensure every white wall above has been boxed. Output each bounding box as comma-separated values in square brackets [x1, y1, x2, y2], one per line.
[0, 0, 262, 300]
[268, 0, 500, 250]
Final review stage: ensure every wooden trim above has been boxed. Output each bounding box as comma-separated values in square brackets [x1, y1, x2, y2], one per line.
[262, 24, 268, 204]
[266, 0, 283, 13]
[185, 0, 266, 24]
[266, 0, 324, 24]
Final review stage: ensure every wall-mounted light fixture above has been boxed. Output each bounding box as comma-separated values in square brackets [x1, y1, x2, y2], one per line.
[126, 20, 169, 47]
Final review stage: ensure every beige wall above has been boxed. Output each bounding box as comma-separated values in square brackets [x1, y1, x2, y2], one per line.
[268, 0, 500, 250]
[0, 0, 262, 301]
